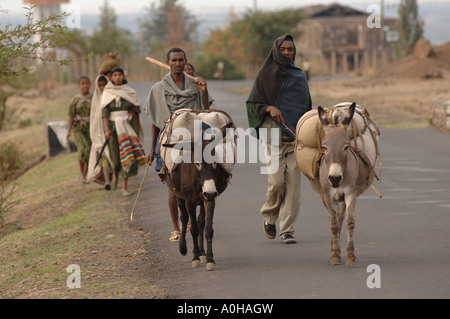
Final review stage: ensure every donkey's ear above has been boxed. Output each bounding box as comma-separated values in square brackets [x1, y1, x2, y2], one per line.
[318, 106, 329, 126]
[342, 102, 356, 127]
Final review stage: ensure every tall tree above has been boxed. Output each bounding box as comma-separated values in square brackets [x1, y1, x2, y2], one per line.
[139, 0, 198, 57]
[397, 0, 424, 52]
[89, 0, 137, 55]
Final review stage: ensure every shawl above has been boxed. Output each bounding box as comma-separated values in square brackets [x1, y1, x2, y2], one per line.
[101, 81, 140, 109]
[143, 72, 205, 129]
[246, 34, 312, 138]
[86, 76, 111, 183]
[100, 82, 146, 173]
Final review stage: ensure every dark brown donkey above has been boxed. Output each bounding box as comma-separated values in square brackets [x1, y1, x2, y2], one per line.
[310, 103, 376, 266]
[162, 122, 234, 271]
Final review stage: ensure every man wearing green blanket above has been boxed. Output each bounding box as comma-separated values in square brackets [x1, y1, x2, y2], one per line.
[246, 35, 312, 244]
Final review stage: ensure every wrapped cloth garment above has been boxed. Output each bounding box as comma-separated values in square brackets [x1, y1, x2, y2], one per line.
[100, 82, 145, 177]
[143, 72, 212, 130]
[68, 94, 92, 162]
[110, 111, 146, 173]
[86, 76, 112, 183]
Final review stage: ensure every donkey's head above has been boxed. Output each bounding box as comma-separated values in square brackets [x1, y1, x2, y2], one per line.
[318, 103, 356, 188]
[195, 122, 234, 201]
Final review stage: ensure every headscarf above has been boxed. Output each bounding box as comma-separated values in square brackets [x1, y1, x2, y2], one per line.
[101, 81, 139, 109]
[246, 34, 312, 138]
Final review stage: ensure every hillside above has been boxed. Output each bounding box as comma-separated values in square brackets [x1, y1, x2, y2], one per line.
[309, 41, 450, 129]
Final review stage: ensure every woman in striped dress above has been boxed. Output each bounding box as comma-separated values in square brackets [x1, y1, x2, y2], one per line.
[101, 68, 146, 196]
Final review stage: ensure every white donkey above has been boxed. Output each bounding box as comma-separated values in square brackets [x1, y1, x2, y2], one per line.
[310, 103, 377, 266]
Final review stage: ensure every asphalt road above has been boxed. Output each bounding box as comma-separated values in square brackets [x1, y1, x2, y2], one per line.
[128, 80, 450, 299]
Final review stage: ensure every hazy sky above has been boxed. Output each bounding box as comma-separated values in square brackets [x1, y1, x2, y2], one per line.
[2, 0, 450, 44]
[4, 1, 351, 15]
[2, 0, 445, 15]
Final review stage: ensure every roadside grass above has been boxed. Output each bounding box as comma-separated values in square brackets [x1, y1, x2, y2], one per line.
[3, 85, 79, 165]
[0, 152, 154, 298]
[1, 83, 161, 299]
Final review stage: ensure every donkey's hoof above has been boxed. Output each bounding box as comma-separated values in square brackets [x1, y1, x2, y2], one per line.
[346, 260, 356, 266]
[206, 263, 216, 271]
[192, 260, 201, 268]
[346, 255, 356, 266]
[179, 246, 187, 256]
[199, 255, 207, 264]
[331, 256, 341, 265]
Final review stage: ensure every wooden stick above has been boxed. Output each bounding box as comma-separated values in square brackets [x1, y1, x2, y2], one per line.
[130, 162, 151, 221]
[145, 56, 170, 71]
[145, 56, 200, 82]
[282, 122, 296, 138]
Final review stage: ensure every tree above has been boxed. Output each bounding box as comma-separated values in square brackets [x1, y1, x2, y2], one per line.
[200, 7, 305, 78]
[51, 27, 92, 59]
[195, 55, 245, 80]
[0, 6, 77, 132]
[236, 8, 305, 66]
[139, 0, 198, 58]
[89, 0, 137, 55]
[397, 0, 424, 52]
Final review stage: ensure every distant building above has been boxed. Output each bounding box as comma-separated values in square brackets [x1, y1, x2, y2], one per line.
[296, 3, 399, 76]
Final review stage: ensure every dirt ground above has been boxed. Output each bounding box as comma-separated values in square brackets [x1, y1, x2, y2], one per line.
[2, 41, 450, 299]
[309, 42, 450, 129]
[309, 74, 450, 129]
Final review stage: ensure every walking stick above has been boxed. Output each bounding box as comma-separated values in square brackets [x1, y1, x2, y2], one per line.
[130, 162, 151, 221]
[94, 126, 116, 169]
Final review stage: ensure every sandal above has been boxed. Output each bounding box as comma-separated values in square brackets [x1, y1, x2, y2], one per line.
[169, 231, 181, 242]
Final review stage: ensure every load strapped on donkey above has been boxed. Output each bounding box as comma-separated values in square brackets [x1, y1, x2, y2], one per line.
[294, 102, 382, 197]
[158, 108, 237, 179]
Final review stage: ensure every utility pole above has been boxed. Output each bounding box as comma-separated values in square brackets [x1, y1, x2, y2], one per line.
[380, 0, 385, 65]
[380, 0, 384, 43]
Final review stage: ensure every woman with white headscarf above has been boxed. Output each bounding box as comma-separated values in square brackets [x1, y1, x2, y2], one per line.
[101, 67, 146, 196]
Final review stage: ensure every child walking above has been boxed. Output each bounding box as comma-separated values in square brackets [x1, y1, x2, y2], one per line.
[67, 76, 92, 183]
